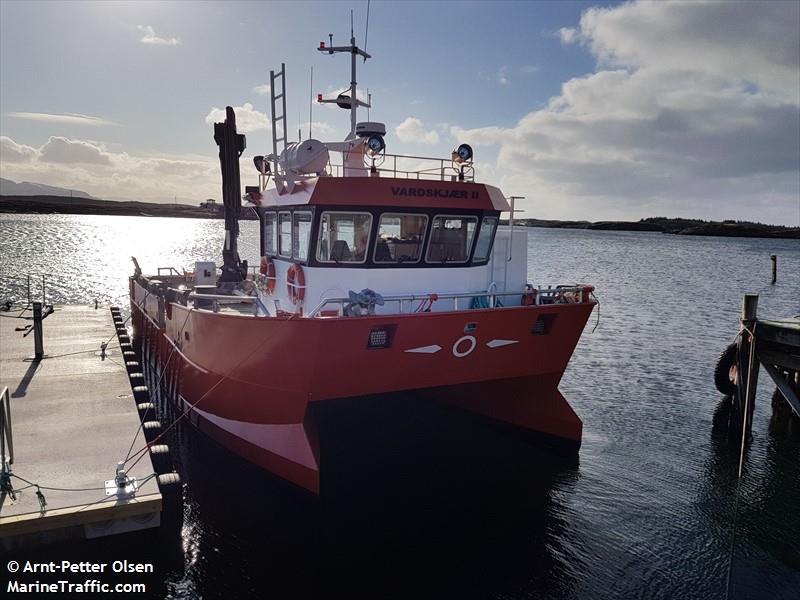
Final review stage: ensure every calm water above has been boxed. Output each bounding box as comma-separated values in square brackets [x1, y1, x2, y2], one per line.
[1, 213, 798, 600]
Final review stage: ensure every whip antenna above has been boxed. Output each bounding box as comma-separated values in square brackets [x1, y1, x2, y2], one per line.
[364, 0, 370, 61]
[308, 66, 313, 139]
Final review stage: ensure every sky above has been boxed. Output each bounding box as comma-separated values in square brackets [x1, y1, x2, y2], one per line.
[1, 0, 798, 225]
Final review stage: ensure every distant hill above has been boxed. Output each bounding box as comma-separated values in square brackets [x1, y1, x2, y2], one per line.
[515, 216, 799, 239]
[0, 177, 94, 199]
[0, 194, 256, 220]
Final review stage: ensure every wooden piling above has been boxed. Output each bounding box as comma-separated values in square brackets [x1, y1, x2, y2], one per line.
[734, 295, 760, 440]
[717, 294, 800, 441]
[770, 254, 777, 284]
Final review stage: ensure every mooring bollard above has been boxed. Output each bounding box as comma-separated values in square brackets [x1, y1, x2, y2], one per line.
[770, 254, 777, 284]
[32, 301, 44, 359]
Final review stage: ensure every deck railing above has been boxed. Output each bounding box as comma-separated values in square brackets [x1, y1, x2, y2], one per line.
[308, 285, 594, 317]
[156, 267, 185, 278]
[0, 273, 49, 308]
[327, 152, 475, 182]
[159, 283, 594, 317]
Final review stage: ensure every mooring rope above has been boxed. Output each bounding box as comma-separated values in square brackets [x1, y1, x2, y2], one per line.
[725, 321, 758, 600]
[10, 473, 107, 492]
[123, 310, 302, 470]
[590, 291, 601, 333]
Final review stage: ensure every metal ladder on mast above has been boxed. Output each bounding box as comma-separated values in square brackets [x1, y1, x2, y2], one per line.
[269, 64, 288, 176]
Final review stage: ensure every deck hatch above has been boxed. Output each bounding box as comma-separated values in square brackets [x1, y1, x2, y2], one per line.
[532, 314, 557, 336]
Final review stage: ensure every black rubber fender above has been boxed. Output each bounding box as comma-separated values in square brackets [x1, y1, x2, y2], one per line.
[714, 342, 737, 396]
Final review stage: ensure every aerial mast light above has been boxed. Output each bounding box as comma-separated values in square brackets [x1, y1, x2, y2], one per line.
[316, 26, 372, 139]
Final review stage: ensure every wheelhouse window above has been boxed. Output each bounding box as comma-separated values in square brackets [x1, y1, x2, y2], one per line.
[473, 217, 498, 263]
[278, 212, 292, 257]
[263, 212, 277, 255]
[374, 213, 428, 263]
[292, 212, 312, 261]
[426, 215, 477, 263]
[317, 212, 373, 263]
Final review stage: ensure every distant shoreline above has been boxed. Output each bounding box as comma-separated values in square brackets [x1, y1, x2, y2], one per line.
[0, 195, 256, 220]
[513, 217, 799, 239]
[1, 195, 797, 238]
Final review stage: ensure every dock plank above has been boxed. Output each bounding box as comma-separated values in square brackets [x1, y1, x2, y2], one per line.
[0, 305, 162, 549]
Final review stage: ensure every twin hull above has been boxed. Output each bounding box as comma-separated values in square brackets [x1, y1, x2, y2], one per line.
[131, 279, 594, 492]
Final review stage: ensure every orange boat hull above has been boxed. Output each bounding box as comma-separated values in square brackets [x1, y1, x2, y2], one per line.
[131, 281, 594, 493]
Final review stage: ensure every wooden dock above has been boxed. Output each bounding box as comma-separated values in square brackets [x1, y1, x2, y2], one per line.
[0, 304, 164, 551]
[724, 294, 800, 439]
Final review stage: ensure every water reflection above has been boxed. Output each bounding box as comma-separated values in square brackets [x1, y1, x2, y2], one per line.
[148, 394, 582, 599]
[3, 216, 799, 598]
[700, 395, 800, 600]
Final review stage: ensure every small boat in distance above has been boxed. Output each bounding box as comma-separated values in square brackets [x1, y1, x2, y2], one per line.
[130, 32, 597, 493]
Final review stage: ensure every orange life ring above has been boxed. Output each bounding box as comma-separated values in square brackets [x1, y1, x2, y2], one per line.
[521, 284, 537, 306]
[286, 263, 305, 305]
[259, 256, 276, 294]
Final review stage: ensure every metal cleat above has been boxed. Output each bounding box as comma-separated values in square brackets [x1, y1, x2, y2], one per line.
[105, 461, 138, 499]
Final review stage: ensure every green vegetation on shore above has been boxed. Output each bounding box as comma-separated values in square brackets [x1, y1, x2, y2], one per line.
[1, 195, 796, 238]
[515, 216, 799, 239]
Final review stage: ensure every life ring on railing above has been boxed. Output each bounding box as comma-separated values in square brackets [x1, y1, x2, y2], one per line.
[286, 263, 306, 305]
[259, 256, 276, 294]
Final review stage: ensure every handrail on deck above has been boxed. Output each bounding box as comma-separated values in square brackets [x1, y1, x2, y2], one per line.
[1, 386, 13, 467]
[327, 151, 475, 182]
[157, 267, 185, 277]
[163, 285, 592, 317]
[185, 290, 257, 314]
[187, 291, 256, 302]
[308, 285, 593, 317]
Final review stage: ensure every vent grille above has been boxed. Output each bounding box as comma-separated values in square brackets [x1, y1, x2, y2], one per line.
[367, 325, 397, 349]
[532, 314, 557, 336]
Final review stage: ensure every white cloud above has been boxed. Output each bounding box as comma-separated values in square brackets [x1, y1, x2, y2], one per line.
[485, 65, 538, 86]
[498, 65, 510, 85]
[559, 27, 577, 44]
[204, 103, 269, 133]
[571, 1, 798, 101]
[8, 112, 117, 126]
[395, 117, 440, 145]
[0, 134, 222, 202]
[299, 121, 337, 139]
[39, 137, 112, 165]
[0, 136, 39, 163]
[137, 25, 180, 46]
[252, 84, 271, 96]
[454, 1, 800, 225]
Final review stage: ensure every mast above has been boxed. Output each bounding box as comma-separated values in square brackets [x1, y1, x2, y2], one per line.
[317, 32, 371, 139]
[213, 106, 247, 285]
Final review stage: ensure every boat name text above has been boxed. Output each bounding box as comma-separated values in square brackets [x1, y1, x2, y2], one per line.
[391, 187, 480, 200]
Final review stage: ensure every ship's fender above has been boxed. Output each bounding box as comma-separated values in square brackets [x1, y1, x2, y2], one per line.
[287, 263, 306, 305]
